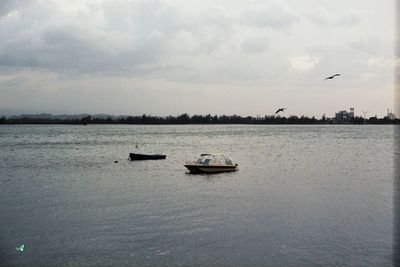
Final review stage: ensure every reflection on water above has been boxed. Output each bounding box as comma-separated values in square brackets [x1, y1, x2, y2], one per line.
[0, 125, 393, 266]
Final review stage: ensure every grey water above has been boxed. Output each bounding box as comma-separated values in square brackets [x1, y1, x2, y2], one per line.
[0, 125, 393, 266]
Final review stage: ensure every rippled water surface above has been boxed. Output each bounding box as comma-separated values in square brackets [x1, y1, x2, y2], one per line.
[0, 125, 393, 266]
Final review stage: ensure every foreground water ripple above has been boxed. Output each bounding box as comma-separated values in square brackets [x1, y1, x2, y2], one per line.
[0, 124, 393, 266]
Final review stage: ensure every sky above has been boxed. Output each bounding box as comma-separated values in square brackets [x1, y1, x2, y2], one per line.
[0, 0, 397, 118]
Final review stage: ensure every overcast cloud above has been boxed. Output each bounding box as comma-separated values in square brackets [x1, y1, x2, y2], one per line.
[0, 0, 396, 117]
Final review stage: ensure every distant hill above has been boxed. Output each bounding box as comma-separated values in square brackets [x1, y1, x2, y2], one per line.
[8, 113, 125, 120]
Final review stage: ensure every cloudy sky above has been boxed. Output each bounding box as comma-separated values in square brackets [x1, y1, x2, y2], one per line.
[0, 0, 397, 117]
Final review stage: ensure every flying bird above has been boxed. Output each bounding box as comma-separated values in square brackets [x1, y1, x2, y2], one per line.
[275, 108, 286, 114]
[324, 73, 341, 80]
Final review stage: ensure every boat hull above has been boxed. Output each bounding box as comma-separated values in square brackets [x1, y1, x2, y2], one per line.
[184, 164, 238, 173]
[129, 153, 166, 160]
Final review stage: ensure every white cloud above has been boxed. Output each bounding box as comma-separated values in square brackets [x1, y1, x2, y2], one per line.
[305, 8, 331, 26]
[289, 56, 320, 71]
[240, 0, 298, 30]
[367, 57, 400, 68]
[241, 37, 270, 54]
[305, 8, 361, 28]
[335, 12, 361, 27]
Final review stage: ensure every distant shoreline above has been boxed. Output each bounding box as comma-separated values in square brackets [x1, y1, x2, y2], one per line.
[0, 113, 398, 125]
[0, 123, 398, 125]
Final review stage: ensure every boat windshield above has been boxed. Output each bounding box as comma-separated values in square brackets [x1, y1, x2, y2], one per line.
[195, 154, 234, 165]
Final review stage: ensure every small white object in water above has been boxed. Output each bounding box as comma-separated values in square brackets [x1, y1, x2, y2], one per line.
[76, 147, 79, 150]
[16, 244, 24, 252]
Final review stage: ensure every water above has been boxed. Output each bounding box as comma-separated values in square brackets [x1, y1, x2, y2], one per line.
[0, 125, 393, 266]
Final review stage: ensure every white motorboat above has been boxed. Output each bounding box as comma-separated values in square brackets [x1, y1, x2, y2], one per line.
[184, 154, 238, 173]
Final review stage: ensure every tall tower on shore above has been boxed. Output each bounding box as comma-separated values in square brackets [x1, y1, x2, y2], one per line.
[350, 108, 354, 118]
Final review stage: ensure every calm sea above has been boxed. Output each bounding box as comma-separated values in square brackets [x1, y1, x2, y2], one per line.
[0, 125, 394, 266]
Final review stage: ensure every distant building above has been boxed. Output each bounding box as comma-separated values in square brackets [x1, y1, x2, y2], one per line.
[335, 108, 354, 122]
[385, 109, 396, 120]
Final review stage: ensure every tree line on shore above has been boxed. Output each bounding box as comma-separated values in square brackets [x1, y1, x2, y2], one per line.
[0, 113, 398, 124]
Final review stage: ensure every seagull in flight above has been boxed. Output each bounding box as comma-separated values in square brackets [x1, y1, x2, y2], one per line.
[275, 108, 286, 114]
[324, 73, 341, 80]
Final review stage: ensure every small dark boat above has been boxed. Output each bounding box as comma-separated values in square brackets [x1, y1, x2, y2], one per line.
[129, 153, 166, 161]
